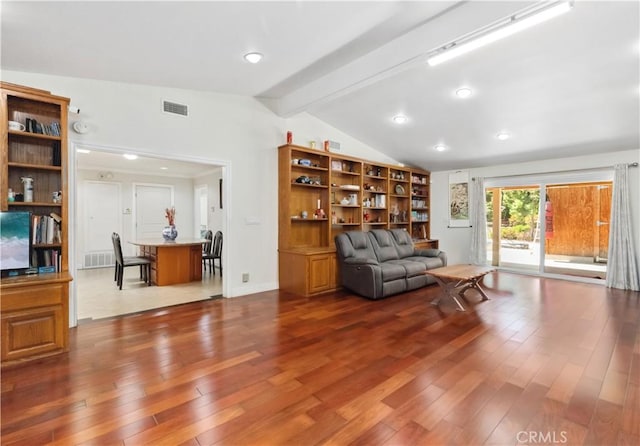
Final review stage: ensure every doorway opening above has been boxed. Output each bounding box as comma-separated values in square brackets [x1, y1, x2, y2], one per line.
[70, 143, 229, 323]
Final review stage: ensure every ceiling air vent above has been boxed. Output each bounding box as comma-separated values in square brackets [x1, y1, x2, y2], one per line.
[162, 100, 188, 117]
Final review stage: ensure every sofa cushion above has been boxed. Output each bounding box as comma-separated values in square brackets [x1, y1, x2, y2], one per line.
[389, 229, 415, 258]
[387, 259, 425, 277]
[404, 255, 445, 270]
[368, 229, 400, 262]
[378, 262, 406, 281]
[336, 231, 377, 262]
[348, 231, 369, 250]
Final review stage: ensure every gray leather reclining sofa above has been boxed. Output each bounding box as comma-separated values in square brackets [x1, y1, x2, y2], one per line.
[335, 229, 447, 300]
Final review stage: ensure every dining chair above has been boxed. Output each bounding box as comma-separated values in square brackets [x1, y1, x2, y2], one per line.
[212, 231, 223, 276]
[202, 230, 214, 273]
[111, 232, 152, 290]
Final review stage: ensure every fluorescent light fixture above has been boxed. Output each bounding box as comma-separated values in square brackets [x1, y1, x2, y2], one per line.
[455, 87, 472, 98]
[434, 144, 447, 152]
[123, 154, 138, 160]
[392, 114, 408, 124]
[244, 52, 263, 64]
[496, 132, 511, 140]
[160, 167, 168, 170]
[427, 1, 573, 67]
[76, 148, 91, 154]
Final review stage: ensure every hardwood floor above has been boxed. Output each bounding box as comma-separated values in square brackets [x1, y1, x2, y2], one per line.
[2, 272, 639, 445]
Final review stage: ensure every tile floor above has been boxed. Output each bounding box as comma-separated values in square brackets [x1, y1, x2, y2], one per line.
[76, 265, 222, 321]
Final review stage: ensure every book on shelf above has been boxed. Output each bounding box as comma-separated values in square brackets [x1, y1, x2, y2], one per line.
[21, 118, 60, 136]
[52, 141, 61, 166]
[31, 249, 61, 272]
[31, 214, 61, 245]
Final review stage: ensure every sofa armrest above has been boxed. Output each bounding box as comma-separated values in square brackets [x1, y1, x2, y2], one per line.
[338, 262, 384, 299]
[344, 257, 379, 266]
[412, 249, 447, 267]
[414, 248, 441, 257]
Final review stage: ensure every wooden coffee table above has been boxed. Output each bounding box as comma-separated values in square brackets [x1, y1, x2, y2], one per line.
[426, 264, 496, 311]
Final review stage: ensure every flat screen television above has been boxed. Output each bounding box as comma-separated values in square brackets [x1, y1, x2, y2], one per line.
[0, 211, 32, 277]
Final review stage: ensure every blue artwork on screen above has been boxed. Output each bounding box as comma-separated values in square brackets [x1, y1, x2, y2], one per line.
[0, 211, 31, 271]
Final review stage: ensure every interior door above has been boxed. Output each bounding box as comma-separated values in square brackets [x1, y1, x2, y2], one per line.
[83, 181, 120, 261]
[134, 184, 173, 240]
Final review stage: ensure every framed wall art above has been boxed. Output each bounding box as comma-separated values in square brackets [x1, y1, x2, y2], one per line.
[448, 170, 470, 227]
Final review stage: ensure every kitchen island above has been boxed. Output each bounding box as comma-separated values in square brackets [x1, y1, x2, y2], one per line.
[129, 239, 205, 286]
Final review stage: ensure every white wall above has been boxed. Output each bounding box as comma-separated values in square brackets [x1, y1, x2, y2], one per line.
[430, 149, 640, 268]
[193, 167, 223, 236]
[285, 113, 400, 165]
[2, 70, 395, 299]
[76, 168, 195, 263]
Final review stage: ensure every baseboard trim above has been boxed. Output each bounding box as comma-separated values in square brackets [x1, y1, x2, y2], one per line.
[229, 281, 279, 298]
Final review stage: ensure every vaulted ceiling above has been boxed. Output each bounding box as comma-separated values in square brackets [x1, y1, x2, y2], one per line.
[2, 1, 638, 171]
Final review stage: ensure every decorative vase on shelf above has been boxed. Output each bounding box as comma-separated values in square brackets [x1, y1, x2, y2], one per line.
[162, 225, 178, 241]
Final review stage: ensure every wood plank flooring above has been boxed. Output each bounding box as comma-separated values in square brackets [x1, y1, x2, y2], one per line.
[2, 272, 639, 445]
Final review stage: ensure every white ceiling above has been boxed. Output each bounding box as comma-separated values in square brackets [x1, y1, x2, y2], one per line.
[75, 150, 217, 178]
[2, 1, 638, 171]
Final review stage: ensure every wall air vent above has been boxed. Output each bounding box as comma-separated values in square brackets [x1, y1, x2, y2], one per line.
[162, 100, 188, 116]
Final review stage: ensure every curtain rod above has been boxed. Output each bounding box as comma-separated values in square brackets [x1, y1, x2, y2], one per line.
[472, 162, 638, 181]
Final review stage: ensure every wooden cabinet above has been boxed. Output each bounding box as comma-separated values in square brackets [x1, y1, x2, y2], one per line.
[1, 83, 72, 368]
[414, 240, 439, 250]
[1, 274, 70, 364]
[278, 248, 337, 296]
[278, 144, 437, 297]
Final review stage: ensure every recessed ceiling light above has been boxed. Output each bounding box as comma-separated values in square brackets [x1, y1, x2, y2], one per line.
[76, 148, 90, 154]
[434, 144, 447, 152]
[392, 114, 408, 124]
[244, 52, 263, 64]
[455, 87, 472, 98]
[496, 132, 510, 140]
[160, 167, 168, 170]
[123, 154, 138, 160]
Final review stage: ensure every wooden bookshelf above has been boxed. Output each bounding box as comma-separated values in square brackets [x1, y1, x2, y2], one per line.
[278, 144, 437, 296]
[1, 82, 72, 368]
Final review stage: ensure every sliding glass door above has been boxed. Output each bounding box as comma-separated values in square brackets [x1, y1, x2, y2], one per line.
[485, 172, 612, 280]
[542, 182, 610, 279]
[486, 186, 540, 272]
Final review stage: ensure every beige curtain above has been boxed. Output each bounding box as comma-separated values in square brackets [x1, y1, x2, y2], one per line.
[470, 177, 488, 265]
[606, 164, 639, 290]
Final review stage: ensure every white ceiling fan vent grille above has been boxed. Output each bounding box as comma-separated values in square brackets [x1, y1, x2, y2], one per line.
[162, 100, 189, 116]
